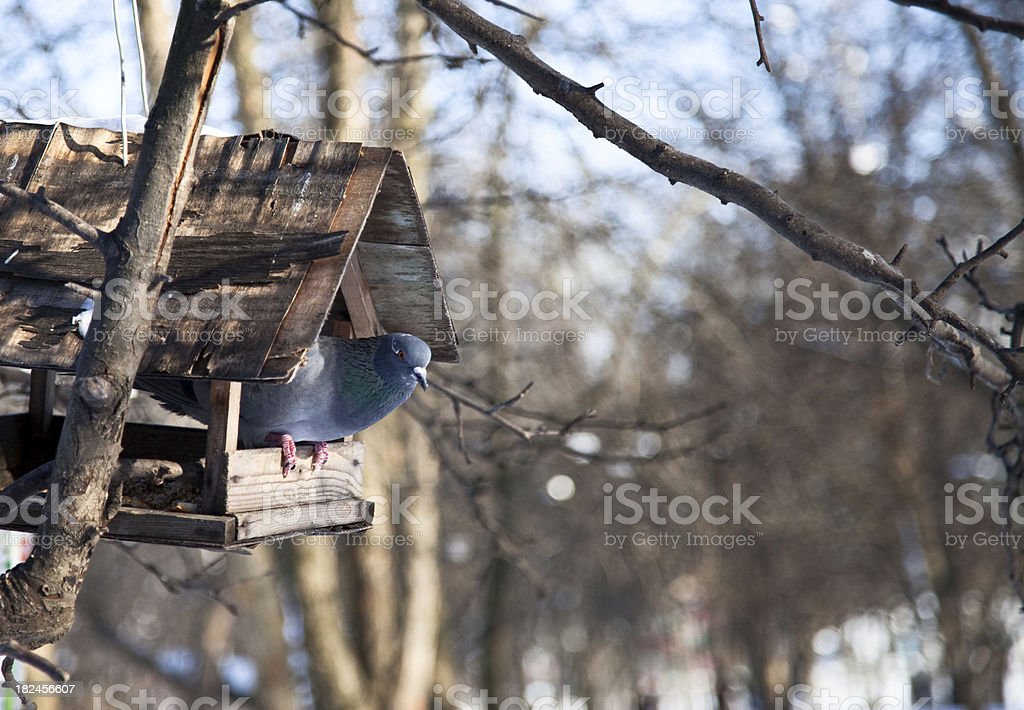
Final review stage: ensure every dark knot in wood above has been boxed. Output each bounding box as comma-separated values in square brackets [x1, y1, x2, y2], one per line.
[75, 376, 117, 412]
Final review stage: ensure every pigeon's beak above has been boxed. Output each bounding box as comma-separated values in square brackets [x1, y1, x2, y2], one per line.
[413, 366, 428, 390]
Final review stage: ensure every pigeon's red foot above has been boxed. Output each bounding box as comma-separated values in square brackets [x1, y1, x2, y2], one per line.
[313, 441, 330, 473]
[265, 432, 298, 477]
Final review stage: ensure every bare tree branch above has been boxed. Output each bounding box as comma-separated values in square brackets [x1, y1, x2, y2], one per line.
[483, 0, 543, 22]
[930, 218, 1024, 303]
[1, 641, 69, 685]
[111, 542, 265, 615]
[221, 0, 487, 67]
[0, 183, 109, 256]
[747, 0, 772, 72]
[889, 0, 1024, 39]
[430, 376, 541, 440]
[416, 0, 1024, 393]
[485, 381, 533, 414]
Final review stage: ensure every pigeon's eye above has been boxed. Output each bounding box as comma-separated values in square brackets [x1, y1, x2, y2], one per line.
[396, 349, 406, 361]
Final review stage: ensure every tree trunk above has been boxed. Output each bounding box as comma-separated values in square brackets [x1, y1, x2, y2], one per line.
[0, 0, 232, 649]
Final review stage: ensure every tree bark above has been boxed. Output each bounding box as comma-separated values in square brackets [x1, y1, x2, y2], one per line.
[0, 0, 233, 648]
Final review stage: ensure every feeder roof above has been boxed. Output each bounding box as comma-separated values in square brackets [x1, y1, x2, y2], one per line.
[0, 122, 458, 381]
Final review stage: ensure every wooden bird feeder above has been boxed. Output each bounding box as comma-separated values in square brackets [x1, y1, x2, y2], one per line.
[0, 121, 458, 548]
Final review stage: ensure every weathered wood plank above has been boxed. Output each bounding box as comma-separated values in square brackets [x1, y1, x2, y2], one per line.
[223, 440, 363, 513]
[0, 123, 53, 209]
[234, 497, 373, 541]
[225, 518, 374, 549]
[338, 250, 384, 337]
[202, 380, 241, 513]
[357, 241, 459, 362]
[259, 146, 392, 379]
[361, 151, 430, 247]
[106, 508, 235, 548]
[0, 499, 235, 549]
[140, 138, 357, 379]
[181, 137, 361, 237]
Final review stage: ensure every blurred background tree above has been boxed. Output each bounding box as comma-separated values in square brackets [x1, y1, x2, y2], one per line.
[0, 1, 1022, 708]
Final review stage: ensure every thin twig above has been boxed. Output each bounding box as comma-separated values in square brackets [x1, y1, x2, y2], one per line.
[559, 409, 597, 436]
[111, 542, 255, 615]
[430, 376, 540, 440]
[484, 0, 543, 22]
[1, 656, 32, 710]
[747, 0, 772, 72]
[889, 0, 1024, 39]
[130, 0, 150, 111]
[219, 0, 487, 67]
[0, 639, 69, 683]
[930, 218, 1024, 303]
[112, 0, 129, 167]
[484, 381, 533, 414]
[936, 236, 1014, 315]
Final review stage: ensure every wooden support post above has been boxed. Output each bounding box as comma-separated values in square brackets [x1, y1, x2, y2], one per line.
[202, 380, 241, 514]
[28, 369, 56, 440]
[327, 320, 355, 339]
[26, 369, 57, 471]
[339, 250, 384, 338]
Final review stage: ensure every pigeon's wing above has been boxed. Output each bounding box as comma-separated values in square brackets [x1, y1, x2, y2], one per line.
[133, 376, 209, 424]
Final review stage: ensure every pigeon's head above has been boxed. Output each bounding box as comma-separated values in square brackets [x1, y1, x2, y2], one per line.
[376, 333, 431, 391]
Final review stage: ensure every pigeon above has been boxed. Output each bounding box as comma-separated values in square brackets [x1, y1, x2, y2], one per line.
[135, 333, 431, 476]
